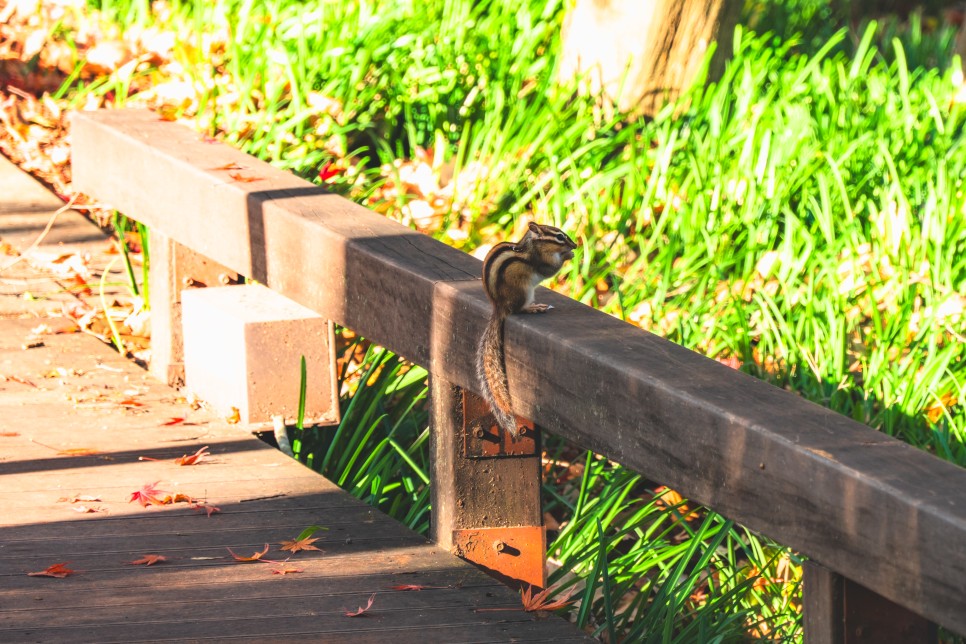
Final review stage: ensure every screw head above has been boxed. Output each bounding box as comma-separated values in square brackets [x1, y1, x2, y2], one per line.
[493, 540, 506, 552]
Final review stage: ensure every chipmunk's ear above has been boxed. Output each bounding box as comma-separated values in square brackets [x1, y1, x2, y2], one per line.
[527, 221, 541, 234]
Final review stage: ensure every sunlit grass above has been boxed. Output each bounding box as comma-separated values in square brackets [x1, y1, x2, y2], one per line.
[45, 0, 966, 638]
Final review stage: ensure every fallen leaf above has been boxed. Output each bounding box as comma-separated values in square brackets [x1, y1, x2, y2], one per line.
[389, 584, 449, 591]
[28, 563, 75, 578]
[520, 584, 577, 612]
[118, 398, 145, 408]
[161, 417, 186, 426]
[58, 494, 101, 503]
[279, 525, 326, 553]
[212, 162, 244, 170]
[191, 503, 221, 517]
[72, 505, 104, 513]
[129, 554, 166, 566]
[175, 445, 209, 465]
[272, 566, 304, 575]
[226, 407, 240, 424]
[344, 593, 375, 617]
[129, 481, 167, 507]
[228, 172, 261, 183]
[228, 544, 270, 562]
[279, 536, 321, 554]
[0, 431, 20, 437]
[0, 374, 36, 387]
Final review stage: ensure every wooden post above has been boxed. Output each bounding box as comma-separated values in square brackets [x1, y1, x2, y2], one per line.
[429, 376, 545, 589]
[148, 231, 237, 387]
[803, 561, 937, 644]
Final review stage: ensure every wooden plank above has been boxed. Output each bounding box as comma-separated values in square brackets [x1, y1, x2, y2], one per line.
[0, 318, 589, 642]
[69, 109, 966, 634]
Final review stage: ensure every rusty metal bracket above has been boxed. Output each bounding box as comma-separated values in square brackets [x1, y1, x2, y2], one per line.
[453, 526, 546, 589]
[461, 388, 538, 458]
[173, 244, 240, 291]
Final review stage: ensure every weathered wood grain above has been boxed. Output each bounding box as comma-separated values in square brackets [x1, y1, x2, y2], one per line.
[69, 109, 966, 634]
[0, 318, 589, 642]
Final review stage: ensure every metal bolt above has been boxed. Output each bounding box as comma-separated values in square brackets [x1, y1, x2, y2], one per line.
[517, 425, 528, 436]
[182, 276, 196, 288]
[218, 273, 232, 285]
[473, 427, 485, 439]
[493, 540, 506, 552]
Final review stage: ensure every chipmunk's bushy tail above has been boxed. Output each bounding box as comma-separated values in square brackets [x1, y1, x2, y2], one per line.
[476, 313, 518, 436]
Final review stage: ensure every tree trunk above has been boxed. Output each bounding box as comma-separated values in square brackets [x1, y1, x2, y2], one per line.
[557, 0, 742, 116]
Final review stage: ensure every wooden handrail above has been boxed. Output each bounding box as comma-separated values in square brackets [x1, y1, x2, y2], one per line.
[71, 109, 966, 635]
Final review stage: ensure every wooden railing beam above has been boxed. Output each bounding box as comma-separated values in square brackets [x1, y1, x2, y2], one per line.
[71, 109, 966, 634]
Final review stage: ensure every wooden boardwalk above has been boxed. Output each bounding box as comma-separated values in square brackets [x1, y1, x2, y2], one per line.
[0, 162, 589, 643]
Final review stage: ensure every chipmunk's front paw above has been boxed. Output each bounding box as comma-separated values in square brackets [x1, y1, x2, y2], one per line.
[522, 303, 553, 313]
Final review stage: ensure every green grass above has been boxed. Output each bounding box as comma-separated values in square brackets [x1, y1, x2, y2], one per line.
[55, 0, 966, 639]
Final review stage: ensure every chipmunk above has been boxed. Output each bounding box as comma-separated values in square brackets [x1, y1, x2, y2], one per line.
[477, 222, 578, 436]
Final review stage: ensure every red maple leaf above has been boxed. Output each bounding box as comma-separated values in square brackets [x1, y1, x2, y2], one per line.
[161, 417, 186, 426]
[28, 563, 75, 578]
[344, 593, 375, 617]
[129, 554, 166, 566]
[129, 481, 166, 507]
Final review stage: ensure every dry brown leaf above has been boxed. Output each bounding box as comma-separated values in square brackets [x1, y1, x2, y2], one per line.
[228, 544, 270, 562]
[278, 536, 321, 554]
[520, 584, 577, 612]
[344, 593, 375, 617]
